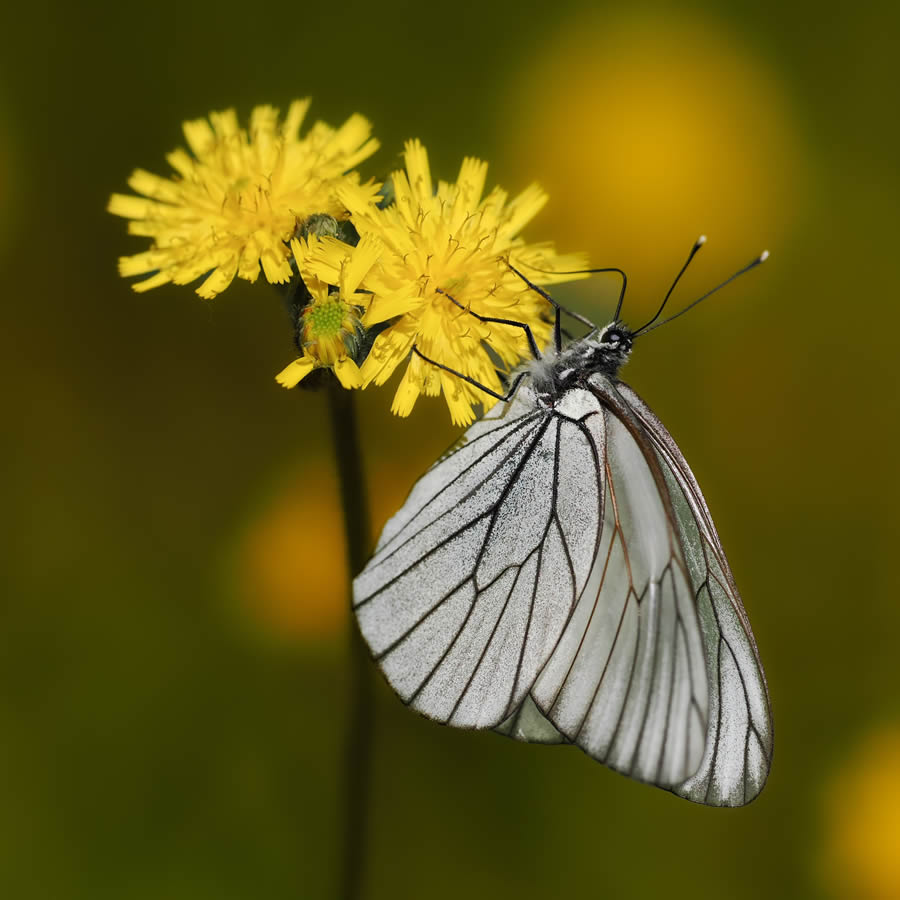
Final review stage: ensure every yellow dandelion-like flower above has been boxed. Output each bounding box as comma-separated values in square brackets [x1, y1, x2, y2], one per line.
[275, 233, 383, 390]
[108, 100, 380, 299]
[332, 139, 588, 425]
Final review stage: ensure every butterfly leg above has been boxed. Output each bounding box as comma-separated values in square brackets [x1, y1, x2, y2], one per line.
[435, 287, 543, 361]
[505, 264, 591, 352]
[507, 262, 633, 335]
[411, 346, 530, 403]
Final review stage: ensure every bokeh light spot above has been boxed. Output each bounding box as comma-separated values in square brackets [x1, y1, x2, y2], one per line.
[501, 12, 806, 304]
[231, 460, 414, 643]
[821, 724, 900, 899]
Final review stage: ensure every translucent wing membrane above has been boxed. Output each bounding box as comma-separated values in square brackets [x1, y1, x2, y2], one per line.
[529, 406, 707, 788]
[607, 381, 773, 806]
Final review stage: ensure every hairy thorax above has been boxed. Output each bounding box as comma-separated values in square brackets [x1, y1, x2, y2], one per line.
[527, 322, 634, 408]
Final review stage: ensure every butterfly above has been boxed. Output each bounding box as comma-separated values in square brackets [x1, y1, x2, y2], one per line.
[352, 238, 773, 806]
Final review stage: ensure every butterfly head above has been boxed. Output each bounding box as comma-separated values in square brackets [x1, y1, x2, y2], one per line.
[595, 322, 634, 356]
[531, 321, 634, 404]
[573, 321, 635, 378]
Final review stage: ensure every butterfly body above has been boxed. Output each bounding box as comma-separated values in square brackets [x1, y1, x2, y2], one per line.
[527, 323, 634, 405]
[354, 308, 772, 807]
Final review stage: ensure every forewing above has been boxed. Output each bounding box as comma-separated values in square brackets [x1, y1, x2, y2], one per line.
[372, 387, 538, 554]
[353, 387, 605, 731]
[611, 380, 773, 806]
[528, 400, 709, 790]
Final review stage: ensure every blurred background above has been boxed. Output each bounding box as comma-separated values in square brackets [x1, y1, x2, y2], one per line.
[2, 0, 899, 897]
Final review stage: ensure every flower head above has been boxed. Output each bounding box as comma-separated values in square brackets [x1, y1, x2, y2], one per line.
[108, 100, 380, 299]
[275, 233, 383, 390]
[332, 140, 588, 424]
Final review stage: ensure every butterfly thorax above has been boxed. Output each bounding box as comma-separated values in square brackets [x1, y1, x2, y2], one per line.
[528, 322, 634, 407]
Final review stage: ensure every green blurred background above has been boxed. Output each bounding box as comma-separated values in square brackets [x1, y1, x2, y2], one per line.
[2, 0, 899, 897]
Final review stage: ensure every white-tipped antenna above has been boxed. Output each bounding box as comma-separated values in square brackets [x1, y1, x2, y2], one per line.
[634, 236, 708, 333]
[635, 248, 769, 336]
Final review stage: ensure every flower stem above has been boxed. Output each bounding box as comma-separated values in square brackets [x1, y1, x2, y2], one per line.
[326, 383, 373, 900]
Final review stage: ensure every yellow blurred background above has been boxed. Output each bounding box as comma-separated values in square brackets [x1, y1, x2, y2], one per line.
[2, 1, 899, 897]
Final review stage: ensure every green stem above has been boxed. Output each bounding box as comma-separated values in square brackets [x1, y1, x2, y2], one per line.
[326, 384, 373, 900]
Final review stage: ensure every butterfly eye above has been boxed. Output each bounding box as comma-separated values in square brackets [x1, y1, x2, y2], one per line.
[603, 329, 622, 346]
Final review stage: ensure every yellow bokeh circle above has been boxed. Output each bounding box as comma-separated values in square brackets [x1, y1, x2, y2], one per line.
[501, 13, 805, 307]
[232, 461, 414, 643]
[821, 724, 900, 899]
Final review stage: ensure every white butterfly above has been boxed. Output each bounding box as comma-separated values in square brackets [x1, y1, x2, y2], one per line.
[352, 239, 773, 806]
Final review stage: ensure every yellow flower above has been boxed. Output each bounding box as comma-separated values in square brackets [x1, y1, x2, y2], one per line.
[108, 100, 380, 299]
[333, 140, 588, 425]
[275, 233, 383, 390]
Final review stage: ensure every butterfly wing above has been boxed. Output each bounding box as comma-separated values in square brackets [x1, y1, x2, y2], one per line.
[502, 376, 772, 805]
[608, 380, 773, 806]
[352, 387, 605, 730]
[522, 389, 710, 789]
[354, 384, 712, 794]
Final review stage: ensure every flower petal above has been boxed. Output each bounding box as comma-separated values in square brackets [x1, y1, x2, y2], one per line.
[362, 290, 420, 325]
[501, 182, 548, 238]
[507, 245, 590, 283]
[281, 98, 312, 141]
[334, 357, 363, 389]
[403, 139, 432, 205]
[359, 325, 416, 387]
[390, 365, 421, 418]
[440, 370, 478, 426]
[341, 233, 383, 297]
[275, 356, 316, 388]
[294, 235, 349, 286]
[456, 156, 488, 209]
[196, 256, 240, 299]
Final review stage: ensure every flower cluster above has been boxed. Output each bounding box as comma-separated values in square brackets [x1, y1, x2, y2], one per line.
[110, 101, 587, 422]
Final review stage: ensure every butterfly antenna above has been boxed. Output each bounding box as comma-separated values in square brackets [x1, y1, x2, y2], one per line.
[610, 268, 629, 320]
[633, 236, 707, 334]
[634, 249, 769, 337]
